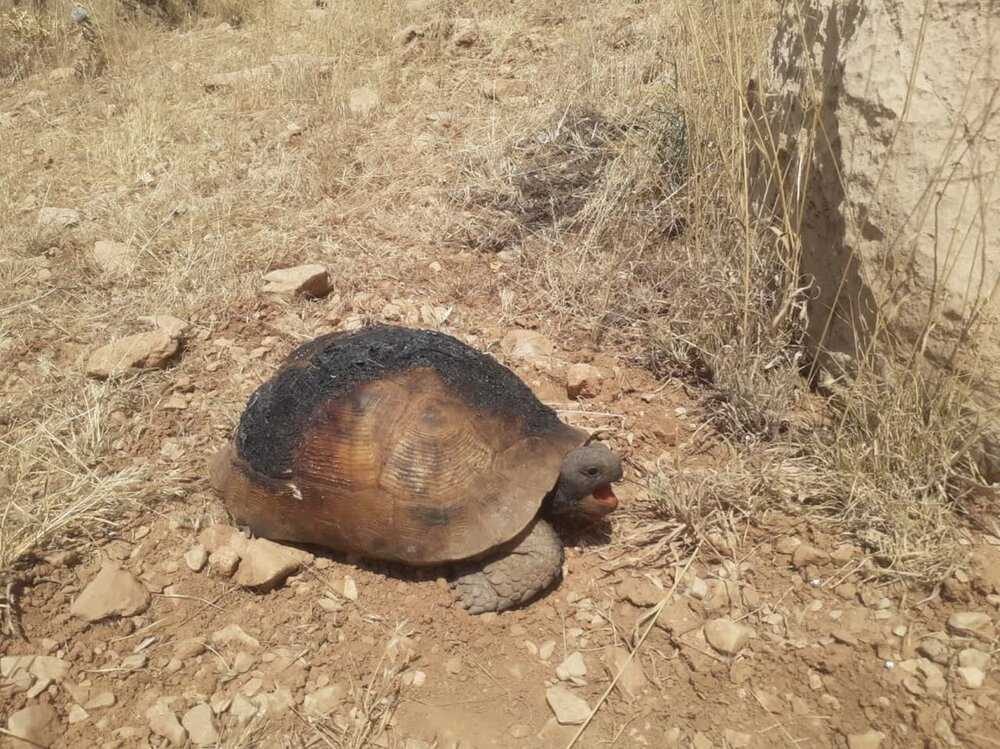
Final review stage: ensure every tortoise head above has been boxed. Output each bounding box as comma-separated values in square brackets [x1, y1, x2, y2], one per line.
[545, 442, 623, 518]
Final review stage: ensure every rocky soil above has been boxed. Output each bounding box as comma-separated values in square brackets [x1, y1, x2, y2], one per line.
[2, 1, 999, 747]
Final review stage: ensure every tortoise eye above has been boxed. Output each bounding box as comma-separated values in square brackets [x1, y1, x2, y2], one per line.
[584, 467, 600, 477]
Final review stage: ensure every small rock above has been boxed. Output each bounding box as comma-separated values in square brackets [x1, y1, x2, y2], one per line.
[86, 332, 179, 379]
[445, 656, 463, 674]
[956, 666, 986, 689]
[181, 704, 218, 746]
[84, 692, 115, 710]
[212, 624, 260, 650]
[304, 684, 346, 715]
[209, 547, 241, 578]
[502, 329, 555, 367]
[687, 576, 708, 600]
[254, 687, 294, 716]
[703, 618, 754, 655]
[37, 207, 80, 231]
[1, 655, 69, 683]
[174, 639, 206, 659]
[92, 240, 135, 274]
[723, 730, 752, 748]
[235, 538, 312, 590]
[146, 701, 186, 747]
[846, 733, 884, 749]
[262, 264, 332, 298]
[917, 637, 950, 665]
[229, 694, 258, 724]
[947, 612, 995, 640]
[342, 576, 358, 601]
[232, 651, 256, 674]
[121, 653, 147, 670]
[566, 363, 604, 400]
[538, 640, 556, 660]
[7, 704, 61, 747]
[603, 645, 648, 700]
[67, 705, 89, 724]
[70, 563, 150, 622]
[774, 536, 801, 554]
[555, 652, 587, 681]
[958, 648, 990, 670]
[617, 577, 660, 607]
[141, 315, 188, 339]
[545, 685, 591, 725]
[791, 543, 829, 569]
[198, 524, 249, 553]
[185, 544, 208, 572]
[349, 86, 380, 115]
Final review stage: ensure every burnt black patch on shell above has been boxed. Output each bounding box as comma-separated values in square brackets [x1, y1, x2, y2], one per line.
[235, 325, 564, 478]
[410, 505, 452, 527]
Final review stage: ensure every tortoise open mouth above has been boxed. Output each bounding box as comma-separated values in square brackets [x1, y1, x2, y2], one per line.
[584, 483, 618, 515]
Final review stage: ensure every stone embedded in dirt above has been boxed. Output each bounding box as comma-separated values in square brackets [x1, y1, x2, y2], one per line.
[349, 86, 380, 116]
[545, 685, 591, 725]
[656, 599, 701, 635]
[947, 612, 995, 640]
[209, 547, 241, 578]
[956, 666, 986, 689]
[121, 653, 147, 670]
[254, 687, 295, 716]
[723, 730, 752, 748]
[204, 65, 272, 90]
[342, 575, 359, 601]
[6, 704, 61, 748]
[70, 562, 150, 622]
[141, 315, 188, 340]
[84, 691, 115, 710]
[199, 524, 249, 553]
[185, 544, 208, 572]
[958, 648, 990, 670]
[917, 637, 950, 665]
[555, 652, 587, 682]
[603, 646, 647, 700]
[304, 684, 346, 716]
[616, 578, 661, 608]
[234, 538, 313, 590]
[232, 651, 256, 675]
[538, 640, 556, 660]
[67, 705, 89, 724]
[174, 638, 206, 659]
[703, 618, 754, 655]
[86, 331, 179, 379]
[566, 363, 604, 400]
[774, 536, 802, 555]
[181, 704, 218, 746]
[791, 542, 829, 569]
[846, 730, 885, 749]
[230, 693, 258, 724]
[444, 656, 463, 674]
[37, 207, 80, 231]
[687, 576, 708, 600]
[1, 655, 69, 685]
[212, 624, 260, 650]
[92, 240, 135, 274]
[262, 264, 332, 298]
[502, 329, 555, 367]
[146, 701, 186, 747]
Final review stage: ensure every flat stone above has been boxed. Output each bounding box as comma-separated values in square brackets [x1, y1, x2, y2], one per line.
[198, 524, 249, 554]
[208, 547, 241, 578]
[791, 543, 829, 569]
[703, 618, 754, 655]
[37, 207, 80, 231]
[253, 687, 294, 716]
[84, 692, 115, 710]
[86, 331, 179, 379]
[502, 329, 555, 367]
[956, 666, 986, 689]
[6, 704, 61, 747]
[230, 693, 258, 724]
[92, 240, 135, 274]
[146, 701, 186, 747]
[140, 315, 188, 339]
[303, 684, 346, 715]
[70, 563, 150, 622]
[181, 704, 218, 746]
[212, 624, 260, 650]
[262, 264, 331, 298]
[617, 577, 661, 607]
[538, 640, 556, 660]
[958, 648, 990, 670]
[1, 655, 69, 683]
[846, 730, 885, 749]
[174, 639, 206, 659]
[67, 705, 89, 724]
[545, 685, 591, 725]
[947, 612, 995, 640]
[603, 645, 648, 700]
[234, 538, 312, 590]
[555, 652, 587, 681]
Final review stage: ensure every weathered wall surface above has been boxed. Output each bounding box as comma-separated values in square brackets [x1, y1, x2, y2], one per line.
[761, 0, 999, 472]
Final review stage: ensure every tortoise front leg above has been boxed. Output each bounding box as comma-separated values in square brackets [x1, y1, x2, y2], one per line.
[450, 519, 564, 614]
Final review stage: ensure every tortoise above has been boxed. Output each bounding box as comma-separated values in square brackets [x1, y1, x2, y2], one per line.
[210, 325, 622, 613]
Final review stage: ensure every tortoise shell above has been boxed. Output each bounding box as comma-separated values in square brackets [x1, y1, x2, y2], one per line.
[211, 325, 587, 565]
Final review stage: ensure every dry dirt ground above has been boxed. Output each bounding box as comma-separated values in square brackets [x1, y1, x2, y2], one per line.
[2, 1, 1000, 747]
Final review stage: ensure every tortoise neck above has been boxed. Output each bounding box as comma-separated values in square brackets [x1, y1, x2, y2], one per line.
[541, 480, 575, 517]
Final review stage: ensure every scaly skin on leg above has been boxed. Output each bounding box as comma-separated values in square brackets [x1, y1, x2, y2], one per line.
[450, 519, 565, 614]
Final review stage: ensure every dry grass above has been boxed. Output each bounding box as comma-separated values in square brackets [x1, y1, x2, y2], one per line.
[0, 0, 995, 601]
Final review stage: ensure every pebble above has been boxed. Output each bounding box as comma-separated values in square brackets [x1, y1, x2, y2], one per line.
[212, 624, 260, 650]
[92, 240, 135, 274]
[229, 694, 258, 724]
[617, 578, 661, 607]
[234, 538, 312, 590]
[7, 704, 61, 747]
[262, 264, 332, 298]
[37, 207, 80, 231]
[185, 544, 208, 572]
[603, 646, 648, 700]
[555, 652, 587, 682]
[84, 692, 116, 710]
[209, 547, 241, 578]
[343, 576, 359, 601]
[791, 543, 829, 569]
[70, 563, 150, 622]
[67, 705, 89, 724]
[917, 637, 950, 665]
[947, 612, 995, 640]
[545, 685, 591, 725]
[956, 666, 986, 689]
[538, 640, 556, 660]
[232, 651, 257, 674]
[566, 363, 604, 399]
[703, 618, 754, 655]
[445, 656, 463, 674]
[723, 730, 752, 748]
[174, 639, 207, 659]
[304, 684, 346, 715]
[121, 653, 147, 670]
[146, 701, 187, 747]
[85, 332, 179, 379]
[846, 732, 884, 749]
[181, 704, 218, 746]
